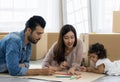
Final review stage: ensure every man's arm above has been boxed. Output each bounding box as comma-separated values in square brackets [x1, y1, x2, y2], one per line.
[26, 68, 55, 75]
[19, 63, 55, 75]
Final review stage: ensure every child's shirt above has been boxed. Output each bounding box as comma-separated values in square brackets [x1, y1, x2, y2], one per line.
[95, 58, 112, 74]
[95, 58, 120, 76]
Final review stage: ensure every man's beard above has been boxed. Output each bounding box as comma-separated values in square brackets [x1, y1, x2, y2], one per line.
[28, 35, 40, 44]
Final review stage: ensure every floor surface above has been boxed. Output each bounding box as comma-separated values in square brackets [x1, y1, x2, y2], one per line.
[92, 75, 120, 82]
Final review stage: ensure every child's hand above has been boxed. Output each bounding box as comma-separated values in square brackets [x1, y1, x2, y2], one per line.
[80, 66, 87, 72]
[87, 67, 93, 72]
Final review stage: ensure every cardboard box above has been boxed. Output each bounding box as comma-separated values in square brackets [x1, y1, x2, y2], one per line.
[80, 33, 120, 66]
[0, 32, 9, 39]
[113, 11, 120, 33]
[0, 35, 6, 39]
[0, 32, 9, 35]
[31, 32, 59, 60]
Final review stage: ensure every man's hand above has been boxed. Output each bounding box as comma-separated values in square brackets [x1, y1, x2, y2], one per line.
[40, 68, 55, 75]
[26, 68, 55, 76]
[48, 66, 58, 71]
[19, 63, 26, 67]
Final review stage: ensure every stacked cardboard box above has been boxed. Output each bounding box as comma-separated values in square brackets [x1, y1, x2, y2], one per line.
[0, 32, 9, 39]
[31, 32, 59, 60]
[113, 11, 120, 33]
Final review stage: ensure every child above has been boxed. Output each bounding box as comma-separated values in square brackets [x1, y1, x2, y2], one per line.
[80, 43, 120, 76]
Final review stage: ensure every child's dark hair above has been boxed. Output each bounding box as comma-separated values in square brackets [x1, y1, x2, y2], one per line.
[88, 43, 107, 59]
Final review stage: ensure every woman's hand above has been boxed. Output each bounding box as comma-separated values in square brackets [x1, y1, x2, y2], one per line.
[48, 61, 68, 71]
[67, 67, 80, 75]
[48, 61, 69, 71]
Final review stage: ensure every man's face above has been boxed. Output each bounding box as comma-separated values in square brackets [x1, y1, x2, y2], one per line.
[28, 26, 44, 44]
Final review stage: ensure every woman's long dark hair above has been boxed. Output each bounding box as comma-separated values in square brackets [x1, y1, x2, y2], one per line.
[53, 24, 77, 64]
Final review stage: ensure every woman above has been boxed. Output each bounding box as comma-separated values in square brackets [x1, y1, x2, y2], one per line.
[41, 24, 83, 75]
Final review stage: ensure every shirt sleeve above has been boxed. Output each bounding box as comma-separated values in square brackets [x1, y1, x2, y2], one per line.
[71, 39, 83, 68]
[41, 42, 57, 68]
[5, 38, 28, 76]
[23, 47, 32, 68]
[24, 62, 29, 68]
[95, 59, 105, 68]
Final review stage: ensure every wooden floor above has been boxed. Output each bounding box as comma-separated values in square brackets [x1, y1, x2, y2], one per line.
[93, 75, 120, 82]
[1, 60, 120, 82]
[30, 60, 105, 82]
[0, 59, 109, 82]
[0, 72, 105, 82]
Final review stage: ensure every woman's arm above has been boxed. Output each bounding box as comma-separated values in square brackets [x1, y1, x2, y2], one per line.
[72, 39, 83, 68]
[41, 42, 57, 68]
[68, 39, 83, 75]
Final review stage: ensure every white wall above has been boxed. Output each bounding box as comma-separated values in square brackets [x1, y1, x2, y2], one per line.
[0, 0, 62, 32]
[44, 0, 62, 32]
[90, 0, 120, 33]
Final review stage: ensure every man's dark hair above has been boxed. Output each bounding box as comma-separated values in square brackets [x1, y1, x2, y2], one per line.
[24, 15, 46, 32]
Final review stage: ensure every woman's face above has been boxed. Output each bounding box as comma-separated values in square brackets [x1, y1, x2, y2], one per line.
[63, 31, 75, 49]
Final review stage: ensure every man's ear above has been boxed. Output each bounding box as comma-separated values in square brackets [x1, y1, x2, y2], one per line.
[26, 28, 31, 33]
[25, 28, 32, 35]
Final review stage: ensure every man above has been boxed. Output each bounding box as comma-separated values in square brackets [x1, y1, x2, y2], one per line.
[0, 16, 54, 76]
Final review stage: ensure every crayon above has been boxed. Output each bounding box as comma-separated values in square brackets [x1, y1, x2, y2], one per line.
[70, 75, 77, 80]
[55, 75, 71, 78]
[76, 75, 81, 80]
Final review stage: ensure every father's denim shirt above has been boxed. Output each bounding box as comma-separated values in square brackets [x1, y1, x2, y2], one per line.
[0, 30, 32, 76]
